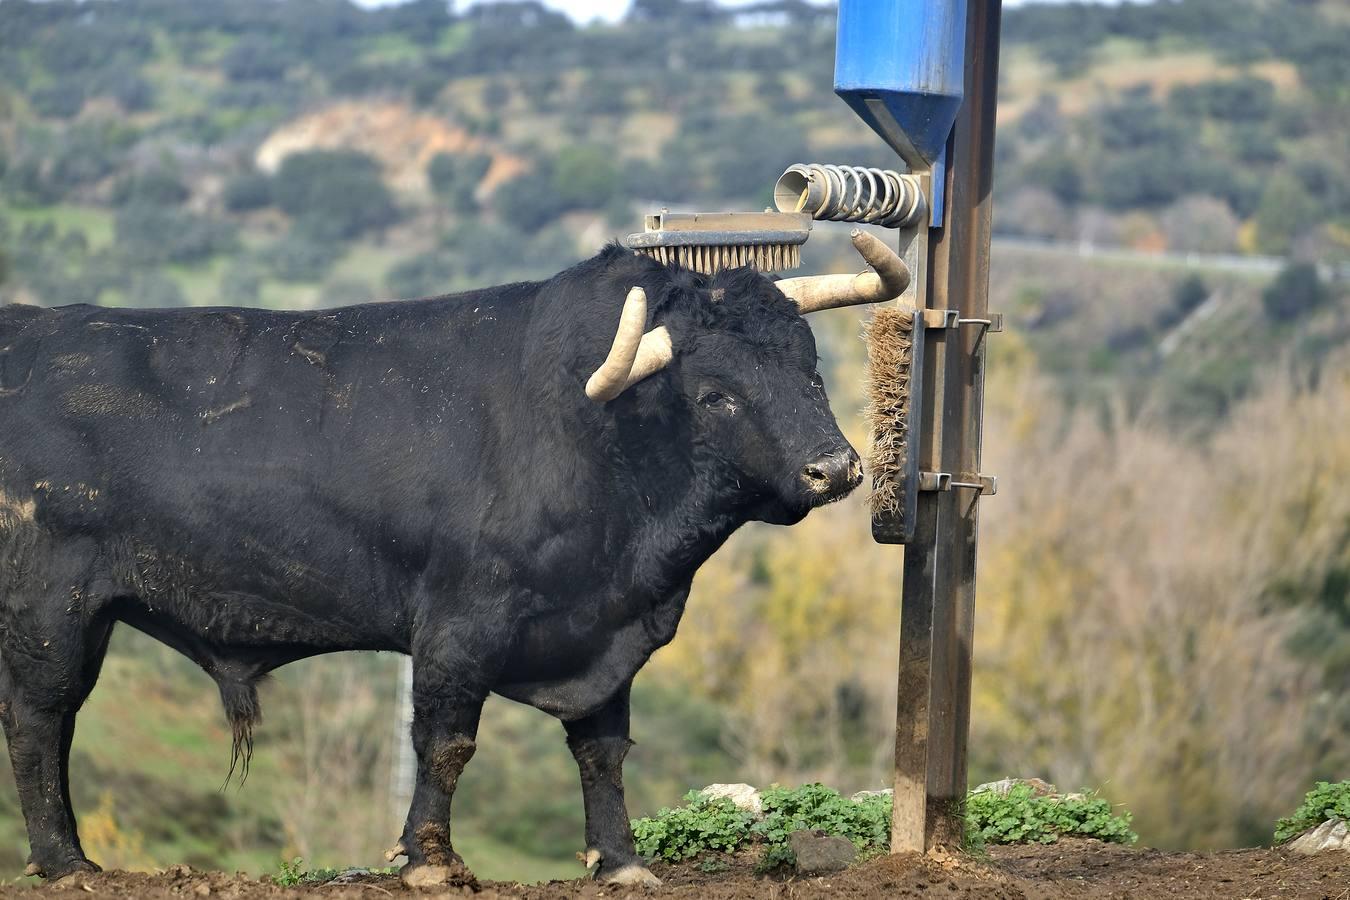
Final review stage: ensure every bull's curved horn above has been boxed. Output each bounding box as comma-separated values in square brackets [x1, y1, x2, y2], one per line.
[585, 287, 675, 402]
[775, 229, 911, 314]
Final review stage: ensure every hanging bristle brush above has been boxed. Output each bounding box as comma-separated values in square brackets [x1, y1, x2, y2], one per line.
[625, 210, 812, 274]
[864, 304, 924, 544]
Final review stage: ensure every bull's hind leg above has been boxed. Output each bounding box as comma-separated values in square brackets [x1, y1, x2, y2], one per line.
[392, 652, 485, 889]
[563, 683, 661, 887]
[0, 609, 114, 880]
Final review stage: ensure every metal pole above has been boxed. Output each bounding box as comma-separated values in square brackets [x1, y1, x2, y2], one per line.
[892, 0, 1001, 853]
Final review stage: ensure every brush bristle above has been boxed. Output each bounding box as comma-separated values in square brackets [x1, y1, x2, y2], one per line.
[863, 307, 915, 520]
[635, 243, 802, 274]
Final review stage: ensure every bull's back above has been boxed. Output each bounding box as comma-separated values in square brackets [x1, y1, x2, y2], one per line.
[0, 296, 529, 650]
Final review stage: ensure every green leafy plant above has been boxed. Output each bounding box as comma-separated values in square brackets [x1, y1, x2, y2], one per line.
[965, 784, 1136, 846]
[751, 784, 889, 870]
[631, 792, 756, 862]
[274, 857, 306, 887]
[1275, 781, 1350, 844]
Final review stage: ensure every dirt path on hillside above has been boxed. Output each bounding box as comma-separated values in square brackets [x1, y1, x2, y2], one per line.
[3, 841, 1345, 899]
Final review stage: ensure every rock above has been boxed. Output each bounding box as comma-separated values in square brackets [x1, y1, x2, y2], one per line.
[971, 777, 1059, 797]
[700, 783, 762, 816]
[789, 829, 857, 875]
[851, 789, 893, 803]
[1288, 818, 1350, 855]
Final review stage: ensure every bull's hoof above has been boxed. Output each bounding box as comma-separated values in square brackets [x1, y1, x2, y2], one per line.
[399, 861, 478, 890]
[598, 864, 663, 887]
[26, 858, 100, 880]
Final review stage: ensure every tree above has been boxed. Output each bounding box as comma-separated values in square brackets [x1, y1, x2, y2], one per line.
[223, 172, 274, 212]
[551, 145, 618, 212]
[1254, 172, 1321, 255]
[115, 205, 237, 266]
[1160, 196, 1239, 254]
[427, 152, 492, 214]
[222, 35, 289, 82]
[28, 80, 85, 119]
[1261, 262, 1328, 321]
[273, 151, 399, 240]
[258, 227, 343, 283]
[111, 170, 190, 208]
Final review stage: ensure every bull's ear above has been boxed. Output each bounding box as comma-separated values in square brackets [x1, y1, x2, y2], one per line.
[585, 287, 675, 402]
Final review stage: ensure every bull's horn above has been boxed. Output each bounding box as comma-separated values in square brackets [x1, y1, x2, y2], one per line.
[775, 229, 911, 314]
[585, 287, 675, 402]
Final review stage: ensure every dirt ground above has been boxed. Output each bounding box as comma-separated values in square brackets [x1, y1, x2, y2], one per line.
[3, 841, 1345, 899]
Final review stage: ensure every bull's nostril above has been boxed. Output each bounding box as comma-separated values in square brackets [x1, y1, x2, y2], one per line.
[804, 465, 828, 483]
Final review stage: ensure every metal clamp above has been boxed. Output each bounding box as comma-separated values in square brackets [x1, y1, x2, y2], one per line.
[918, 472, 997, 496]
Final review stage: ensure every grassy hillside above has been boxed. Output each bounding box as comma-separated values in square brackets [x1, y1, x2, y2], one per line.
[0, 0, 1347, 879]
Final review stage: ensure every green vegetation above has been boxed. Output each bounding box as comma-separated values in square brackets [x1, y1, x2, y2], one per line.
[1274, 782, 1350, 844]
[273, 857, 397, 887]
[632, 793, 756, 862]
[632, 785, 891, 869]
[632, 783, 1132, 870]
[966, 785, 1137, 846]
[753, 785, 891, 869]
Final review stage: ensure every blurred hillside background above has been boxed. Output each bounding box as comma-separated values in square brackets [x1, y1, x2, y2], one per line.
[1, 0, 1348, 883]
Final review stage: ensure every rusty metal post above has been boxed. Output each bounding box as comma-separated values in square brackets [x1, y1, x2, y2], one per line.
[891, 0, 1002, 853]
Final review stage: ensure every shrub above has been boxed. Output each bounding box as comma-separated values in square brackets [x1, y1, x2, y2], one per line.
[1275, 781, 1350, 844]
[965, 784, 1136, 846]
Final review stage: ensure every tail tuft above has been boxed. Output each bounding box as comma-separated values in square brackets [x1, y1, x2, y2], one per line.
[217, 678, 261, 787]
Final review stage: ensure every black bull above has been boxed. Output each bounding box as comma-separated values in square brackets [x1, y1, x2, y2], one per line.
[0, 243, 874, 886]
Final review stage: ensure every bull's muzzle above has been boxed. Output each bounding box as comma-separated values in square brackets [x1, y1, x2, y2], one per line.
[800, 447, 864, 503]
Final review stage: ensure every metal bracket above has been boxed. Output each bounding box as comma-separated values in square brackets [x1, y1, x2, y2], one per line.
[917, 471, 950, 492]
[918, 472, 997, 496]
[921, 310, 1002, 332]
[921, 309, 959, 329]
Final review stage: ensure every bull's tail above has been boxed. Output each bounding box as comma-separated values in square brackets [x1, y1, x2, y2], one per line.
[216, 678, 261, 787]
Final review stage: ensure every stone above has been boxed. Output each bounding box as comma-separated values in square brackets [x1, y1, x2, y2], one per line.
[700, 783, 762, 816]
[789, 829, 857, 875]
[971, 777, 1059, 797]
[1288, 818, 1350, 855]
[851, 789, 893, 802]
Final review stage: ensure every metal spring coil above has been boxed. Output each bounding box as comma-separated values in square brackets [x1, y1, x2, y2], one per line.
[774, 163, 926, 228]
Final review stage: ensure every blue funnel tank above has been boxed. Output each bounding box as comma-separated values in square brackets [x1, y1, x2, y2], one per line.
[834, 0, 967, 223]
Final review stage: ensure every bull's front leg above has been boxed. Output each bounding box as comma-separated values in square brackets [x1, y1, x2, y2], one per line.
[390, 651, 485, 889]
[564, 683, 661, 887]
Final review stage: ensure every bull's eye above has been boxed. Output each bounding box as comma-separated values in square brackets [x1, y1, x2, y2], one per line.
[698, 390, 733, 411]
[810, 372, 824, 389]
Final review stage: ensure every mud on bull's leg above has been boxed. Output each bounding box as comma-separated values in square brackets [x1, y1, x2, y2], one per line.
[564, 684, 661, 887]
[393, 673, 483, 890]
